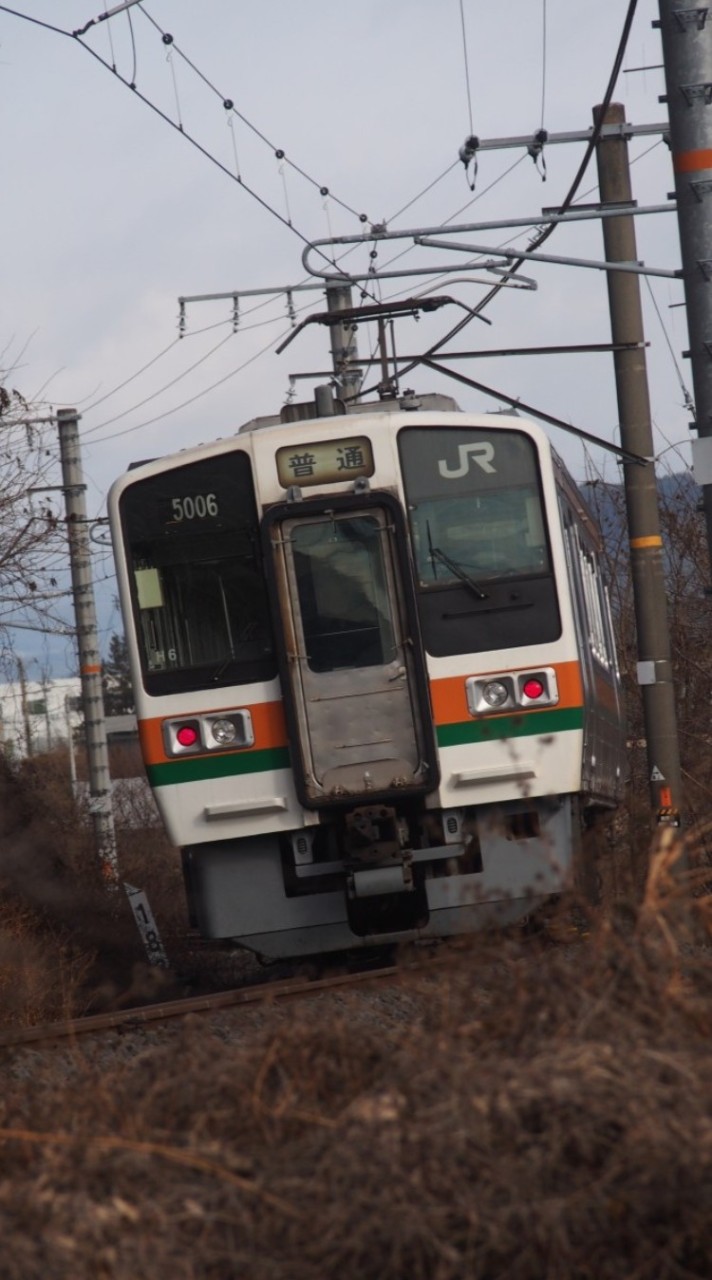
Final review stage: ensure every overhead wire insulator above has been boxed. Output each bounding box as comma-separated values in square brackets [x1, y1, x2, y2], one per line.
[528, 128, 548, 181]
[458, 134, 479, 191]
[178, 299, 186, 337]
[231, 295, 240, 333]
[275, 150, 293, 227]
[224, 99, 241, 180]
[166, 43, 183, 131]
[286, 290, 296, 327]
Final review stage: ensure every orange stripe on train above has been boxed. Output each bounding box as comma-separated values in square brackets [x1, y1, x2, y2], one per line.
[139, 699, 288, 766]
[429, 660, 584, 725]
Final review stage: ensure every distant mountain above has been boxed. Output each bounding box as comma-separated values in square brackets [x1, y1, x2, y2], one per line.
[581, 472, 699, 540]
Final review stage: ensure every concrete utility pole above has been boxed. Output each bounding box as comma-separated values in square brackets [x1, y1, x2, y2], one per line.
[57, 408, 119, 883]
[594, 103, 683, 825]
[657, 1, 712, 579]
[16, 657, 32, 758]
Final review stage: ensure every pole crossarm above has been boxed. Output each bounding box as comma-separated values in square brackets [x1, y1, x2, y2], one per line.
[459, 121, 668, 153]
[287, 341, 647, 379]
[178, 262, 535, 322]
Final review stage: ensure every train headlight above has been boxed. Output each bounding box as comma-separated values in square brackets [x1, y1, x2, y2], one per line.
[162, 708, 254, 757]
[482, 680, 509, 708]
[210, 718, 238, 746]
[467, 669, 560, 717]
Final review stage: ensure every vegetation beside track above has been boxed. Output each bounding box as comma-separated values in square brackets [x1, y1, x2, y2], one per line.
[0, 834, 711, 1279]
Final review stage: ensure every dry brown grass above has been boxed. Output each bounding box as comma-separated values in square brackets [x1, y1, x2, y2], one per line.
[0, 833, 711, 1278]
[0, 748, 185, 1023]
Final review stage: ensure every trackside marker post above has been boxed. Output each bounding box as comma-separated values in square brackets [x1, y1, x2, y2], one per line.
[124, 884, 170, 968]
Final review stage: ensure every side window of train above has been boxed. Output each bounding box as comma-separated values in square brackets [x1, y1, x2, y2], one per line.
[600, 580, 621, 678]
[565, 513, 616, 673]
[120, 451, 276, 694]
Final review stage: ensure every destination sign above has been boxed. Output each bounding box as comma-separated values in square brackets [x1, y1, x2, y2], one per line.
[276, 436, 374, 488]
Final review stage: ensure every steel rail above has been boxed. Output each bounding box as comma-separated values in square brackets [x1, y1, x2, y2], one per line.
[0, 963, 407, 1050]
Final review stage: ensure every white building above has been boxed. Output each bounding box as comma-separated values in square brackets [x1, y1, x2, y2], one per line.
[0, 676, 82, 758]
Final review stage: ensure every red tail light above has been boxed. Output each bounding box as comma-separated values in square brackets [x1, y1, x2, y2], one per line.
[522, 678, 545, 700]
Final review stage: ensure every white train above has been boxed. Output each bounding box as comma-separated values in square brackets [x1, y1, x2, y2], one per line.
[109, 394, 625, 957]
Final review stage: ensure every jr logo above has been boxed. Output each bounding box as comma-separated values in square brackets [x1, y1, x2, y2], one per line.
[437, 442, 496, 478]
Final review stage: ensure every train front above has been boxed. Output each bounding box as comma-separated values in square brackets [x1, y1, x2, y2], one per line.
[109, 408, 588, 958]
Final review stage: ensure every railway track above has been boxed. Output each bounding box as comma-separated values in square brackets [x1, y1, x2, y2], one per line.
[0, 959, 409, 1050]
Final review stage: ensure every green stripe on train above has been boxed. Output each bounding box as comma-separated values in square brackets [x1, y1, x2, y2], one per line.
[436, 706, 584, 748]
[147, 708, 583, 786]
[146, 745, 291, 787]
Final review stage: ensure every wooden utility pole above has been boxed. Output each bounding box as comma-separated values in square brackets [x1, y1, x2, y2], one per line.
[594, 102, 683, 826]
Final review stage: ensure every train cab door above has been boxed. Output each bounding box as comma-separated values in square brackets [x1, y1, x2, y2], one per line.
[263, 494, 438, 808]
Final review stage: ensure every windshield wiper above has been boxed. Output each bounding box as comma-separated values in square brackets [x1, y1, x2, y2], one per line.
[211, 654, 237, 682]
[429, 545, 488, 601]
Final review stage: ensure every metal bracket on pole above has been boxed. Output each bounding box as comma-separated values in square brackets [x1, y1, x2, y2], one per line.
[415, 237, 682, 281]
[300, 202, 677, 279]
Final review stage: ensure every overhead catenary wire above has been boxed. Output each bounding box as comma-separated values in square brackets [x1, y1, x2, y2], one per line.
[0, 4, 368, 286]
[468, 0, 640, 316]
[387, 159, 461, 226]
[4, 0, 660, 473]
[125, 3, 137, 87]
[458, 0, 475, 139]
[81, 338, 182, 413]
[377, 154, 529, 279]
[353, 0, 641, 402]
[104, 1, 118, 71]
[80, 287, 320, 432]
[540, 0, 548, 130]
[6, 0, 483, 314]
[81, 330, 235, 437]
[644, 275, 696, 420]
[4, 0, 616, 440]
[83, 323, 293, 448]
[78, 281, 320, 419]
[135, 5, 370, 226]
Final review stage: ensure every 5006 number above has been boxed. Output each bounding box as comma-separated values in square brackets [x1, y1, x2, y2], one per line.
[171, 494, 219, 521]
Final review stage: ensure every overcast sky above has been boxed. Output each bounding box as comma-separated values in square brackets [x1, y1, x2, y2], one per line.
[0, 0, 690, 673]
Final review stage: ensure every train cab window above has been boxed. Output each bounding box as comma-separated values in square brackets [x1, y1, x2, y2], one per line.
[291, 515, 397, 673]
[398, 426, 561, 656]
[119, 451, 276, 694]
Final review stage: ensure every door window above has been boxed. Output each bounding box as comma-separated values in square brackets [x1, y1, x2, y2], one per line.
[291, 516, 397, 673]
